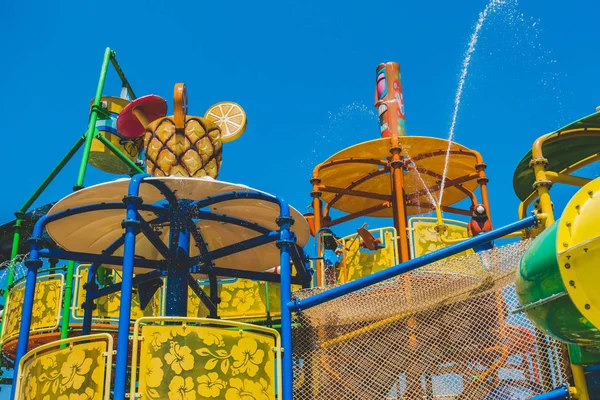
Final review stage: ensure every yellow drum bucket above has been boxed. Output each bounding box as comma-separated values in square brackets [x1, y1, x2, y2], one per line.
[88, 96, 143, 174]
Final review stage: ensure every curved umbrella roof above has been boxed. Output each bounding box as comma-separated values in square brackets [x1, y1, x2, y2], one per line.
[317, 137, 481, 217]
[513, 111, 600, 202]
[46, 177, 309, 274]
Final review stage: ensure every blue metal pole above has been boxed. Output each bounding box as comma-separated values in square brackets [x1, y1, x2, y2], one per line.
[277, 199, 294, 400]
[289, 215, 537, 311]
[113, 178, 146, 400]
[11, 225, 44, 398]
[37, 248, 163, 270]
[166, 201, 190, 317]
[82, 264, 99, 335]
[188, 231, 280, 267]
[193, 210, 271, 234]
[529, 386, 570, 400]
[88, 269, 165, 300]
[194, 265, 303, 284]
[83, 235, 127, 334]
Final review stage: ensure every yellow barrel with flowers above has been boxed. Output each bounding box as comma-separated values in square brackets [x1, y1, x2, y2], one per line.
[88, 96, 143, 174]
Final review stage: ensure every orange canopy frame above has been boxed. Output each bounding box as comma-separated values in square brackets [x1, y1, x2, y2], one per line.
[309, 136, 490, 272]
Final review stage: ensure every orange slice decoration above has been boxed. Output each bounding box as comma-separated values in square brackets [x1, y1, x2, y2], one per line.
[204, 102, 247, 142]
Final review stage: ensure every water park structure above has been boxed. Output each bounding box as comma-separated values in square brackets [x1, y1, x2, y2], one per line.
[0, 47, 599, 400]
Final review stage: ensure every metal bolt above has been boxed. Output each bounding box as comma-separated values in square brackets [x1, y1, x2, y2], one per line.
[586, 304, 591, 310]
[563, 242, 569, 247]
[588, 190, 594, 196]
[565, 263, 571, 269]
[569, 280, 575, 286]
[566, 221, 571, 227]
[575, 204, 580, 209]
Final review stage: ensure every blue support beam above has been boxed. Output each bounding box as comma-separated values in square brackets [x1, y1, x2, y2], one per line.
[291, 243, 311, 287]
[141, 178, 179, 208]
[82, 234, 127, 334]
[11, 209, 46, 397]
[187, 274, 217, 317]
[277, 200, 295, 400]
[165, 202, 191, 317]
[530, 386, 570, 400]
[208, 270, 219, 318]
[37, 248, 164, 270]
[188, 231, 280, 268]
[11, 259, 42, 397]
[113, 177, 146, 400]
[191, 191, 281, 212]
[34, 201, 166, 228]
[193, 210, 271, 234]
[137, 212, 171, 260]
[87, 269, 165, 300]
[186, 219, 210, 255]
[193, 266, 303, 285]
[289, 215, 538, 311]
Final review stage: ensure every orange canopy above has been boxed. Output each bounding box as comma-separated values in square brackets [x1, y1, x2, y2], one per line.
[315, 137, 481, 217]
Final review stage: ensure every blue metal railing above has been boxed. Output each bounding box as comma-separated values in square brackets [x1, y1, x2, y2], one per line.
[288, 215, 537, 311]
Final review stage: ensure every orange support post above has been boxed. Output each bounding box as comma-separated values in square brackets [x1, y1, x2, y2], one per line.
[311, 176, 323, 286]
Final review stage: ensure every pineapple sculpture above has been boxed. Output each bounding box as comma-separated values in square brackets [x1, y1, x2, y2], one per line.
[116, 83, 246, 178]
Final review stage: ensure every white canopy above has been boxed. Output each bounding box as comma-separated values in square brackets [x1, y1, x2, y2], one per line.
[46, 177, 309, 274]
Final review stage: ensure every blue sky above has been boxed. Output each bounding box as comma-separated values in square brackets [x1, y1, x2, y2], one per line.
[1, 0, 600, 396]
[1, 0, 599, 236]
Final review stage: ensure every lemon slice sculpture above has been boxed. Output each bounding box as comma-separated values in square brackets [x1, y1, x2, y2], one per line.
[205, 101, 247, 142]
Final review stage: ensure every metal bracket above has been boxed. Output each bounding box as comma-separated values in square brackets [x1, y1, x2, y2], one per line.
[532, 179, 553, 190]
[24, 259, 43, 269]
[276, 238, 296, 248]
[511, 291, 568, 314]
[276, 216, 295, 226]
[529, 157, 549, 167]
[90, 104, 111, 121]
[121, 218, 141, 232]
[122, 195, 144, 206]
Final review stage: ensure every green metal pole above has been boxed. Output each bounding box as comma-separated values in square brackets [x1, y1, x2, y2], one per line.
[74, 47, 112, 191]
[95, 132, 144, 174]
[110, 54, 137, 100]
[59, 48, 112, 343]
[0, 219, 23, 338]
[0, 134, 85, 340]
[19, 136, 86, 213]
[59, 260, 75, 341]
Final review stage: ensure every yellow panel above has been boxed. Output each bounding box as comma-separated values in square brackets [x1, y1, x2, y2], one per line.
[2, 274, 63, 343]
[17, 336, 110, 400]
[409, 218, 473, 259]
[188, 279, 301, 320]
[557, 176, 600, 330]
[89, 96, 141, 175]
[337, 229, 397, 283]
[73, 265, 162, 322]
[135, 321, 277, 400]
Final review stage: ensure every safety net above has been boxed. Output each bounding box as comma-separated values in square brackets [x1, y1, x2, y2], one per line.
[292, 240, 568, 399]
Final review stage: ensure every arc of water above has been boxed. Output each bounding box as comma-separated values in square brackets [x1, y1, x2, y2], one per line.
[438, 0, 516, 205]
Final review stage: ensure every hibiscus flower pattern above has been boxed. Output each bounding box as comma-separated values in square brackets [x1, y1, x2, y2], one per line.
[137, 324, 276, 399]
[3, 276, 62, 342]
[186, 279, 302, 320]
[344, 230, 397, 282]
[19, 340, 107, 400]
[412, 221, 471, 260]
